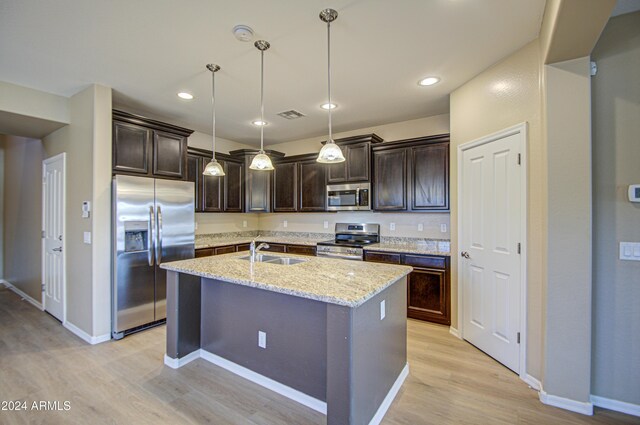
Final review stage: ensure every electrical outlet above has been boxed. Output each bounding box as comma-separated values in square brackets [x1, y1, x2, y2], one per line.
[441, 224, 447, 233]
[418, 223, 424, 232]
[195, 222, 198, 230]
[243, 220, 247, 228]
[380, 300, 386, 320]
[323, 221, 329, 229]
[390, 223, 396, 231]
[283, 220, 288, 228]
[258, 331, 267, 349]
[83, 232, 91, 244]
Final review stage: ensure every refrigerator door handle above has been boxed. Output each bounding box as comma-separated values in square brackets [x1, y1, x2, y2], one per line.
[148, 206, 155, 266]
[156, 205, 163, 265]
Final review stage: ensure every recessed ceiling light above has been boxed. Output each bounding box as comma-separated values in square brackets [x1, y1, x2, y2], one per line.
[418, 77, 440, 86]
[177, 92, 194, 100]
[252, 120, 268, 126]
[320, 103, 337, 110]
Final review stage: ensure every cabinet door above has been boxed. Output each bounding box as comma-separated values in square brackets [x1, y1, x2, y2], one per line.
[113, 121, 151, 175]
[224, 161, 243, 212]
[261, 243, 286, 253]
[195, 248, 214, 258]
[186, 154, 203, 212]
[347, 142, 370, 182]
[273, 162, 298, 212]
[285, 244, 316, 256]
[236, 243, 251, 252]
[299, 160, 327, 212]
[372, 148, 407, 210]
[327, 161, 347, 183]
[246, 155, 271, 212]
[202, 159, 223, 212]
[214, 245, 236, 255]
[411, 144, 449, 210]
[153, 131, 187, 179]
[407, 268, 450, 325]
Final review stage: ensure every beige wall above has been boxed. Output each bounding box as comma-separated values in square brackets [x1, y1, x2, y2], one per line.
[188, 131, 253, 154]
[42, 85, 112, 337]
[0, 135, 44, 300]
[450, 40, 544, 380]
[267, 114, 450, 156]
[0, 81, 69, 124]
[195, 212, 260, 234]
[591, 11, 640, 405]
[543, 56, 592, 402]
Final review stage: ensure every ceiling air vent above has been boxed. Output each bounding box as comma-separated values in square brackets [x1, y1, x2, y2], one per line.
[277, 109, 306, 120]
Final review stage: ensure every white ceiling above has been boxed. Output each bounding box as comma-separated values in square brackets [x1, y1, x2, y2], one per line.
[0, 0, 546, 146]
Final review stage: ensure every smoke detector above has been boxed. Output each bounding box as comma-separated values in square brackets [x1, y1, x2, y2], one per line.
[233, 25, 254, 42]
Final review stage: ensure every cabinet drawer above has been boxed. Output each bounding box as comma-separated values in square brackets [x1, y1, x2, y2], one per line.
[195, 248, 214, 258]
[214, 245, 236, 255]
[236, 243, 250, 252]
[403, 255, 446, 269]
[286, 244, 317, 256]
[364, 251, 401, 264]
[260, 243, 286, 253]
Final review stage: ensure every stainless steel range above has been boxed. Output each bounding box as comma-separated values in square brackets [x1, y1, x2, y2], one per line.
[316, 223, 380, 260]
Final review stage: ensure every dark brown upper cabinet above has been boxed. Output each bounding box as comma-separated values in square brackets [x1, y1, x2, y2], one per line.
[325, 134, 383, 184]
[230, 149, 285, 213]
[271, 154, 326, 212]
[372, 134, 450, 212]
[298, 159, 327, 212]
[112, 110, 193, 180]
[272, 161, 298, 212]
[187, 147, 244, 213]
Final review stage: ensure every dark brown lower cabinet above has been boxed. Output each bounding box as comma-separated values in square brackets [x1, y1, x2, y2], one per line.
[364, 250, 450, 325]
[214, 245, 236, 255]
[285, 244, 316, 256]
[195, 248, 214, 258]
[236, 243, 250, 252]
[260, 243, 287, 253]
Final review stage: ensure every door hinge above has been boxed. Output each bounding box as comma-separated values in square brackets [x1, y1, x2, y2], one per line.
[517, 153, 521, 165]
[42, 230, 46, 238]
[517, 332, 521, 344]
[41, 283, 45, 291]
[517, 243, 521, 254]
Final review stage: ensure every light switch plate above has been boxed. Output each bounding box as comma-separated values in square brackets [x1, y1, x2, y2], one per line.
[283, 220, 288, 228]
[441, 224, 447, 233]
[243, 220, 247, 228]
[258, 331, 267, 349]
[389, 223, 396, 231]
[380, 300, 386, 320]
[620, 242, 640, 261]
[83, 232, 91, 244]
[323, 221, 329, 229]
[418, 223, 424, 232]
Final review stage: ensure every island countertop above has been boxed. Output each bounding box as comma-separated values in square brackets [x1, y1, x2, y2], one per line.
[161, 251, 412, 308]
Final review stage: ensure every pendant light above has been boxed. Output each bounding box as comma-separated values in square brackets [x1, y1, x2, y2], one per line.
[202, 64, 225, 176]
[249, 40, 274, 171]
[316, 8, 345, 164]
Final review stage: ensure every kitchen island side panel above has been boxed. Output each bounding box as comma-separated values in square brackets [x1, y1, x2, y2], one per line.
[166, 271, 201, 359]
[327, 276, 408, 425]
[200, 278, 328, 401]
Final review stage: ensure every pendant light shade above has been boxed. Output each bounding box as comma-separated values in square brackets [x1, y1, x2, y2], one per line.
[249, 40, 274, 171]
[316, 8, 345, 164]
[203, 64, 225, 176]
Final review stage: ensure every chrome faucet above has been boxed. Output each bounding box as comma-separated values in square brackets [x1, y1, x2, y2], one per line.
[250, 240, 270, 262]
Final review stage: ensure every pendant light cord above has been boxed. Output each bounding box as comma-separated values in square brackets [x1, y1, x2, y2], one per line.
[327, 20, 332, 142]
[211, 70, 216, 155]
[260, 49, 265, 152]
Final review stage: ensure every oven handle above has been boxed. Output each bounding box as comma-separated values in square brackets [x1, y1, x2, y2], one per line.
[356, 187, 360, 206]
[317, 251, 363, 261]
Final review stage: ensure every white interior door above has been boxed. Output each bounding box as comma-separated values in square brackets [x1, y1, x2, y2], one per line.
[42, 153, 66, 322]
[460, 128, 524, 373]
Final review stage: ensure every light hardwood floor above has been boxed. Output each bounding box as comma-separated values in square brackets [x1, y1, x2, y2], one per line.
[0, 287, 637, 425]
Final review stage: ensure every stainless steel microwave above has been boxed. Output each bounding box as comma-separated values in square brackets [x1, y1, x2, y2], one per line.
[326, 183, 371, 211]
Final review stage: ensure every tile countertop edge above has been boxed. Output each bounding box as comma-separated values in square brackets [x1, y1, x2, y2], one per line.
[160, 255, 413, 308]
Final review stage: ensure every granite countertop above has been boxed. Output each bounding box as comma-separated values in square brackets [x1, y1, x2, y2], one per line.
[364, 241, 451, 256]
[195, 235, 329, 250]
[161, 251, 412, 308]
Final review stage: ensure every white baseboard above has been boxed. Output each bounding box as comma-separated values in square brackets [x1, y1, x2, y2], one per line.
[63, 321, 110, 345]
[449, 326, 461, 339]
[591, 395, 640, 417]
[368, 363, 409, 425]
[539, 389, 593, 415]
[200, 349, 327, 414]
[522, 374, 541, 391]
[164, 351, 201, 369]
[1, 279, 43, 310]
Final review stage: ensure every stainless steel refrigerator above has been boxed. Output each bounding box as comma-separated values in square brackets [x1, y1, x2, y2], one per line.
[112, 175, 194, 339]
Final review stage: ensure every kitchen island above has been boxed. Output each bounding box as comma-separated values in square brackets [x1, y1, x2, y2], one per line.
[161, 252, 412, 425]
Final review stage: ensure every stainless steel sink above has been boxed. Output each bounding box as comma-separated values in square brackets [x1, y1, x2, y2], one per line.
[238, 255, 307, 265]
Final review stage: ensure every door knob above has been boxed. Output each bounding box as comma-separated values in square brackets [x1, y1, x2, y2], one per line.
[52, 247, 63, 252]
[461, 251, 470, 259]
